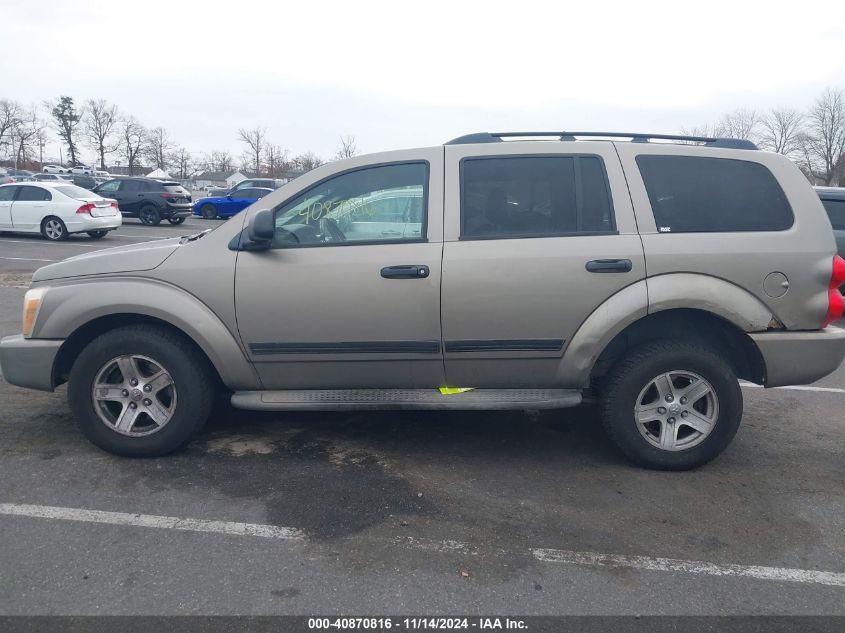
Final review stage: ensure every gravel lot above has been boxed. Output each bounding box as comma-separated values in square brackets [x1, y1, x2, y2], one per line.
[0, 217, 843, 616]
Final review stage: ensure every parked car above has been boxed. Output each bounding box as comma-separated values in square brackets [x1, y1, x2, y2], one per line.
[815, 186, 845, 259]
[71, 164, 95, 175]
[7, 169, 34, 178]
[0, 174, 15, 184]
[193, 187, 273, 219]
[230, 178, 280, 193]
[0, 182, 121, 240]
[1, 131, 844, 468]
[95, 170, 110, 178]
[71, 174, 96, 190]
[43, 165, 70, 174]
[92, 177, 193, 225]
[34, 173, 66, 182]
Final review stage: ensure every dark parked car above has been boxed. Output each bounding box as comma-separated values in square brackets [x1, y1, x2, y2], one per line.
[816, 187, 845, 257]
[71, 174, 97, 190]
[193, 187, 273, 219]
[93, 177, 193, 225]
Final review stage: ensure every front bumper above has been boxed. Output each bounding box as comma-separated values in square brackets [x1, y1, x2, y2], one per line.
[0, 335, 63, 391]
[750, 326, 845, 387]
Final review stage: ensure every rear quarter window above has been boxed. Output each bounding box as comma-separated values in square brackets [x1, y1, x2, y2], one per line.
[636, 155, 794, 233]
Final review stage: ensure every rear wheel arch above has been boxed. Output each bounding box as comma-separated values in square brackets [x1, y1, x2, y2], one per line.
[590, 308, 767, 387]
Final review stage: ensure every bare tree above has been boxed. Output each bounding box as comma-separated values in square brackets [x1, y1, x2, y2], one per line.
[292, 151, 324, 172]
[170, 146, 194, 179]
[84, 99, 119, 170]
[205, 150, 233, 174]
[265, 144, 289, 178]
[716, 108, 760, 141]
[119, 116, 146, 175]
[759, 108, 804, 156]
[11, 107, 45, 168]
[238, 126, 266, 176]
[145, 126, 174, 170]
[805, 87, 845, 185]
[46, 96, 84, 165]
[334, 134, 358, 160]
[0, 99, 24, 157]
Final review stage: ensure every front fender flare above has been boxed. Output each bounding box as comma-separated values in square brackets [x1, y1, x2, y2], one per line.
[34, 277, 259, 390]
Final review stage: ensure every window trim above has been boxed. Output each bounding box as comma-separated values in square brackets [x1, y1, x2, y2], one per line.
[268, 159, 431, 250]
[635, 155, 796, 234]
[458, 153, 618, 241]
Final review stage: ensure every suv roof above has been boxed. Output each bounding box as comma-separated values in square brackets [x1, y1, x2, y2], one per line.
[446, 131, 758, 150]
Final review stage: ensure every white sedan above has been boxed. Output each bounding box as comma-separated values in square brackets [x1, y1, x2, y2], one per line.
[0, 182, 122, 241]
[42, 165, 70, 174]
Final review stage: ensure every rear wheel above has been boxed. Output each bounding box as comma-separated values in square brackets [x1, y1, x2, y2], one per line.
[139, 206, 161, 226]
[598, 340, 742, 470]
[68, 325, 215, 456]
[41, 216, 68, 241]
[87, 230, 108, 239]
[168, 217, 186, 225]
[201, 204, 218, 220]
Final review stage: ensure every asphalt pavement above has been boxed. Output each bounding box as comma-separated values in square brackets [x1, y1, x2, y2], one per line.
[0, 217, 843, 616]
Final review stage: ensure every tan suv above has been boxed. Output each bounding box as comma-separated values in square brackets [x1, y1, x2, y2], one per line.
[2, 131, 844, 470]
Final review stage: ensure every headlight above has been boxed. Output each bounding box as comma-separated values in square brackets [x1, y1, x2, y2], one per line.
[22, 287, 48, 338]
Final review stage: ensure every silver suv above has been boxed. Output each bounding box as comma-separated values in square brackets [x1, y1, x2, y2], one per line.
[2, 131, 844, 470]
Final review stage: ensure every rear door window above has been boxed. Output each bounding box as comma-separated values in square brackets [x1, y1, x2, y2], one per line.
[460, 155, 616, 239]
[16, 186, 51, 201]
[636, 155, 794, 233]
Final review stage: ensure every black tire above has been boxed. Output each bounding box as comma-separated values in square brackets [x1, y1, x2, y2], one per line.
[41, 216, 68, 241]
[598, 340, 742, 471]
[168, 217, 186, 225]
[201, 204, 218, 220]
[67, 325, 215, 457]
[87, 230, 108, 239]
[139, 205, 161, 226]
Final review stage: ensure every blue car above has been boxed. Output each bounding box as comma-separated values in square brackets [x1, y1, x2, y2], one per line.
[193, 187, 273, 219]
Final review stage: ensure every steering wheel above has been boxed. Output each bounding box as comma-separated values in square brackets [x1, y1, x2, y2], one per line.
[319, 217, 347, 242]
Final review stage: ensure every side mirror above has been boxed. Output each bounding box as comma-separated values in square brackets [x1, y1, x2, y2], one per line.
[247, 208, 275, 244]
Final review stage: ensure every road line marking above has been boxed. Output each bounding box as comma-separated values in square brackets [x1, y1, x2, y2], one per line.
[0, 503, 304, 540]
[0, 256, 56, 262]
[531, 548, 845, 587]
[740, 381, 845, 394]
[0, 239, 100, 248]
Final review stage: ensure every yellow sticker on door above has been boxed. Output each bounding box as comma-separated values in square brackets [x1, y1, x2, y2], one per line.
[438, 387, 475, 395]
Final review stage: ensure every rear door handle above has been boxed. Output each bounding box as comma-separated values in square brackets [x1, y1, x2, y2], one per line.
[585, 259, 633, 273]
[381, 265, 430, 279]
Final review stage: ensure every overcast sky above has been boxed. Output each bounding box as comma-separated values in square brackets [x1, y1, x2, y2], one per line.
[2, 0, 844, 164]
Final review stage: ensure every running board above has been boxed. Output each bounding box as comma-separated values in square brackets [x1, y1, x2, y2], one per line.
[230, 389, 582, 412]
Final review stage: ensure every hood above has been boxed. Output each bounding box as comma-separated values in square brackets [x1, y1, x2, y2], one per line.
[32, 237, 183, 283]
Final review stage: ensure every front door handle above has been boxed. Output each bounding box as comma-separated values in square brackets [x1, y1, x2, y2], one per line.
[381, 265, 430, 279]
[585, 259, 633, 273]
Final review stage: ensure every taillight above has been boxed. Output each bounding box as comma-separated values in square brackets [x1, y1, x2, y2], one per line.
[110, 201, 119, 209]
[161, 192, 175, 199]
[76, 202, 95, 215]
[822, 255, 845, 328]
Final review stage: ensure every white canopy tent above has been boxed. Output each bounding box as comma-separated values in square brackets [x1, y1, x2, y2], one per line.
[146, 168, 171, 179]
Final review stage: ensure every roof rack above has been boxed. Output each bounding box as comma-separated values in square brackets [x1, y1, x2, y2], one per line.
[445, 132, 757, 150]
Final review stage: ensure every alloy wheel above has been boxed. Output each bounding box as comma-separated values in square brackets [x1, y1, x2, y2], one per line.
[91, 354, 177, 437]
[634, 370, 719, 451]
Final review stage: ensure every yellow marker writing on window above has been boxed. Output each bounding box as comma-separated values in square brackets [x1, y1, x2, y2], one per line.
[438, 387, 475, 395]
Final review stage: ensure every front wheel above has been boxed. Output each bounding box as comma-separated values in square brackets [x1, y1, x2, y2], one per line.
[168, 217, 186, 225]
[68, 325, 215, 456]
[598, 340, 742, 470]
[139, 206, 161, 226]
